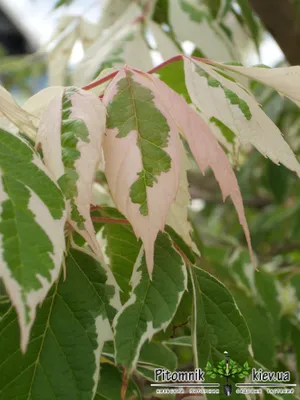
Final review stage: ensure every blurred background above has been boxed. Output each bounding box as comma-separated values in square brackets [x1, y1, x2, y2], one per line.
[1, 0, 300, 397]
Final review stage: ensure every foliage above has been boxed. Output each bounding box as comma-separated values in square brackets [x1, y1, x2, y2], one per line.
[0, 1, 300, 400]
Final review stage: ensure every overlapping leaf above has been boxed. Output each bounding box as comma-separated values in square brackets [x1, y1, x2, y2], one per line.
[189, 266, 251, 368]
[37, 87, 107, 263]
[72, 4, 151, 86]
[101, 340, 178, 381]
[113, 232, 187, 371]
[0, 86, 37, 140]
[0, 250, 119, 399]
[93, 207, 142, 301]
[169, 0, 238, 61]
[149, 72, 254, 264]
[210, 62, 300, 108]
[148, 20, 179, 61]
[0, 129, 66, 351]
[95, 363, 142, 400]
[184, 58, 300, 176]
[166, 140, 199, 254]
[103, 67, 182, 274]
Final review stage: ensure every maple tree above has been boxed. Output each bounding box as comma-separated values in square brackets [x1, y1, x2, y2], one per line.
[0, 1, 300, 400]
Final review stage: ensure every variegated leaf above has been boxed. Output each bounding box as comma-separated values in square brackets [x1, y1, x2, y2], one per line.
[148, 20, 179, 61]
[37, 87, 107, 263]
[22, 86, 64, 121]
[72, 3, 146, 86]
[47, 17, 78, 86]
[149, 72, 254, 265]
[184, 58, 300, 176]
[0, 86, 37, 140]
[166, 139, 199, 255]
[169, 0, 238, 61]
[74, 24, 152, 87]
[97, 0, 133, 33]
[103, 67, 182, 275]
[0, 250, 119, 399]
[189, 266, 251, 369]
[209, 62, 300, 108]
[113, 232, 187, 371]
[0, 129, 66, 351]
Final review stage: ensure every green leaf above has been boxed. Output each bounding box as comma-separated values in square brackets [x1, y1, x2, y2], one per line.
[291, 324, 300, 373]
[265, 159, 290, 203]
[165, 225, 196, 263]
[164, 335, 192, 347]
[102, 339, 178, 379]
[209, 116, 235, 144]
[136, 341, 178, 381]
[180, 0, 207, 22]
[38, 86, 107, 263]
[189, 266, 251, 369]
[114, 232, 187, 371]
[153, 0, 169, 24]
[138, 341, 178, 371]
[106, 70, 171, 216]
[95, 364, 141, 400]
[157, 59, 191, 102]
[93, 207, 142, 302]
[54, 0, 73, 9]
[255, 269, 281, 336]
[233, 288, 276, 369]
[236, 0, 260, 53]
[0, 128, 66, 351]
[204, 0, 221, 18]
[0, 250, 119, 399]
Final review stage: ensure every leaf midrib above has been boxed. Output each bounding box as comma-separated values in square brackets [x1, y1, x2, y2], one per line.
[26, 284, 58, 400]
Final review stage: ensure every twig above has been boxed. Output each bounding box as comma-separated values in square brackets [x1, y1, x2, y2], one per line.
[82, 55, 209, 91]
[91, 216, 129, 225]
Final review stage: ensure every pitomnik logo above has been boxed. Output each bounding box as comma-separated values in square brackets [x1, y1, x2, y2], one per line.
[205, 351, 250, 396]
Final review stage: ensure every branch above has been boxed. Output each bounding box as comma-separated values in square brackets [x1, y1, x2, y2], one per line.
[248, 0, 300, 65]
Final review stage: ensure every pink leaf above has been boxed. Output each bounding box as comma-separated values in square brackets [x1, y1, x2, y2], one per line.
[149, 73, 255, 266]
[102, 67, 182, 275]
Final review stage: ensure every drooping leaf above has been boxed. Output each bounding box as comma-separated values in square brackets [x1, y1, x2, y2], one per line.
[235, 0, 260, 53]
[37, 87, 107, 264]
[101, 340, 178, 381]
[164, 335, 192, 347]
[73, 5, 152, 86]
[113, 232, 187, 371]
[93, 207, 142, 301]
[169, 0, 238, 61]
[22, 86, 64, 123]
[189, 266, 251, 368]
[97, 0, 133, 33]
[103, 67, 181, 274]
[0, 249, 119, 399]
[232, 288, 276, 369]
[184, 58, 300, 176]
[166, 139, 199, 256]
[148, 20, 179, 60]
[212, 62, 300, 109]
[47, 16, 78, 86]
[291, 324, 300, 373]
[0, 129, 66, 351]
[149, 71, 254, 265]
[95, 363, 142, 400]
[138, 341, 178, 371]
[255, 269, 281, 335]
[54, 0, 73, 9]
[157, 58, 191, 102]
[0, 86, 37, 140]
